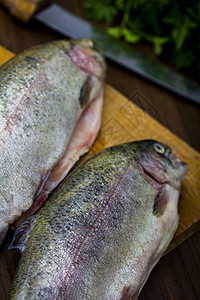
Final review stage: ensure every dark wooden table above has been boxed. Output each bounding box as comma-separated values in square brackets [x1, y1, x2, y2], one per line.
[0, 1, 200, 299]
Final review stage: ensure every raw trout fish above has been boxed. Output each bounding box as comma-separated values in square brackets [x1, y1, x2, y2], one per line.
[9, 140, 187, 299]
[0, 39, 106, 243]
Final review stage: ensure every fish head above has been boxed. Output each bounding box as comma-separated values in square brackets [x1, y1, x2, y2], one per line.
[62, 39, 106, 108]
[132, 140, 187, 190]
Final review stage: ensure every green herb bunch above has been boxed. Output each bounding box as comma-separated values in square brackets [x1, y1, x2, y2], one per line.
[84, 0, 200, 78]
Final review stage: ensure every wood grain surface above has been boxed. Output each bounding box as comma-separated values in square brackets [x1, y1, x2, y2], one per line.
[0, 1, 200, 299]
[1, 46, 199, 253]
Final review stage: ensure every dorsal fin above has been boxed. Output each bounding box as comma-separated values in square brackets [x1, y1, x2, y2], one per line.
[8, 215, 37, 253]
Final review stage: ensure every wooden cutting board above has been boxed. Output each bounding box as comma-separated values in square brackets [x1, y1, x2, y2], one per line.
[0, 45, 200, 253]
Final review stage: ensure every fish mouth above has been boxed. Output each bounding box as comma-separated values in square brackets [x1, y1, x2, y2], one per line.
[175, 161, 188, 181]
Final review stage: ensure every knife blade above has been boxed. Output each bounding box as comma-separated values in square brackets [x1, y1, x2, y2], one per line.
[1, 1, 200, 104]
[34, 4, 200, 105]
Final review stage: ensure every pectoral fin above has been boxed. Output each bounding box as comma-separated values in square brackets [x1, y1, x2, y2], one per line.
[153, 187, 169, 217]
[120, 285, 136, 300]
[8, 215, 37, 253]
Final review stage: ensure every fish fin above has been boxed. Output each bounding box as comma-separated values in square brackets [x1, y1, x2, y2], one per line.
[120, 285, 136, 300]
[79, 77, 91, 107]
[11, 191, 48, 230]
[8, 215, 37, 253]
[153, 187, 169, 217]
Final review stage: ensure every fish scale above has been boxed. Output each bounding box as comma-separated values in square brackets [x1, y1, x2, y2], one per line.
[0, 39, 105, 243]
[10, 140, 187, 299]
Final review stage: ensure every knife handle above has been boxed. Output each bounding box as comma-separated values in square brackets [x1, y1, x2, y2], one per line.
[0, 0, 50, 22]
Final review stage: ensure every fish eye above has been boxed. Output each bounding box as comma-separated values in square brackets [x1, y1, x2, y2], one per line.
[154, 143, 165, 154]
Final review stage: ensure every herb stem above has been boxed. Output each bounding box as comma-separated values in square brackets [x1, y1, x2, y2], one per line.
[120, 0, 132, 29]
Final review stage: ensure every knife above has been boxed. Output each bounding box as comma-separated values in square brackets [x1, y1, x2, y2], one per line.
[1, 0, 200, 105]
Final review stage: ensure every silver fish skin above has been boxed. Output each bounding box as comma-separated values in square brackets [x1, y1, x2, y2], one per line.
[0, 39, 106, 243]
[10, 140, 187, 300]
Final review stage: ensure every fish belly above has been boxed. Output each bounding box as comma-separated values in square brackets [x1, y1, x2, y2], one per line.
[0, 40, 104, 242]
[10, 144, 179, 299]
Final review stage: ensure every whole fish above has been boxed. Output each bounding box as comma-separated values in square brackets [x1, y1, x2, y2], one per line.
[9, 139, 187, 299]
[0, 39, 105, 242]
